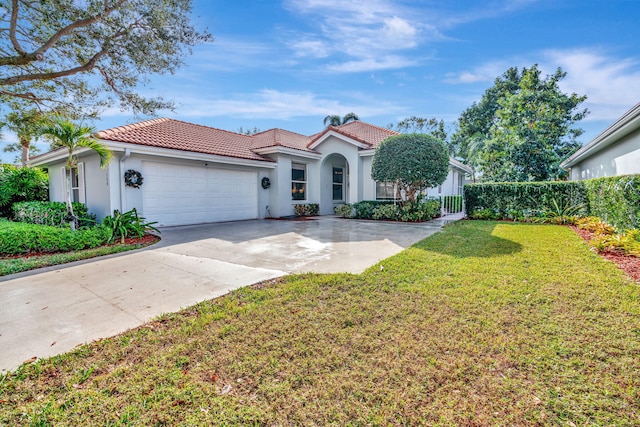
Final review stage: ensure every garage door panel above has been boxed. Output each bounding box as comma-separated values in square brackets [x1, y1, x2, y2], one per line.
[142, 162, 258, 226]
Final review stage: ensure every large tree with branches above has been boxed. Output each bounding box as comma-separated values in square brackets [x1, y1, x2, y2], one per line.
[0, 0, 211, 116]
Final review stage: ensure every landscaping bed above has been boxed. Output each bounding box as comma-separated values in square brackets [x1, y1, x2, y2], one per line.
[571, 225, 640, 282]
[1, 221, 638, 425]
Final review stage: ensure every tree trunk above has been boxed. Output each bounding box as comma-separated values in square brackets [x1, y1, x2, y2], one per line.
[65, 166, 78, 230]
[20, 137, 29, 167]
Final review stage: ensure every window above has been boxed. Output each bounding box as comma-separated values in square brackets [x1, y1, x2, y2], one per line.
[291, 163, 306, 200]
[62, 164, 85, 203]
[376, 181, 398, 201]
[332, 167, 344, 201]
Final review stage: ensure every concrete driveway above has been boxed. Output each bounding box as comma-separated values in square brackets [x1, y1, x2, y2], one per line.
[0, 216, 453, 372]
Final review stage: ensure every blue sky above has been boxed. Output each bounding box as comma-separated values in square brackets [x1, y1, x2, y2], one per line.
[4, 0, 640, 162]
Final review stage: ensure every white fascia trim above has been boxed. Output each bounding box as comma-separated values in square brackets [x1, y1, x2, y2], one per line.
[32, 141, 277, 169]
[308, 130, 370, 150]
[252, 145, 322, 160]
[561, 102, 640, 168]
[28, 147, 72, 166]
[449, 158, 473, 175]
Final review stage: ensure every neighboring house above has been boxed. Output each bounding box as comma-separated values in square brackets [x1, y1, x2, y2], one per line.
[30, 119, 472, 226]
[561, 101, 640, 180]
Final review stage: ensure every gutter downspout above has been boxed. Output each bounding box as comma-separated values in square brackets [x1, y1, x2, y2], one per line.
[119, 148, 131, 212]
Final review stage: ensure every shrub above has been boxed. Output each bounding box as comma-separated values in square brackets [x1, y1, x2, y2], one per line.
[398, 199, 441, 222]
[334, 204, 354, 218]
[372, 204, 400, 220]
[102, 208, 159, 244]
[12, 201, 95, 228]
[583, 175, 640, 231]
[464, 181, 588, 219]
[353, 201, 375, 219]
[0, 165, 48, 217]
[293, 204, 307, 216]
[293, 203, 320, 217]
[0, 221, 109, 255]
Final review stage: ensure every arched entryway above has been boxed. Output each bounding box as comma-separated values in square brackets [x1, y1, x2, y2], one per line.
[320, 154, 349, 215]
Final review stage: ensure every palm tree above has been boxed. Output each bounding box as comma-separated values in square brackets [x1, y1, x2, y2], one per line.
[323, 112, 360, 127]
[1, 110, 51, 166]
[40, 119, 112, 229]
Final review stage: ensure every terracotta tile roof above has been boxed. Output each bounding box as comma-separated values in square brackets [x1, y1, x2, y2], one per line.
[251, 128, 315, 152]
[96, 118, 271, 162]
[309, 121, 399, 148]
[95, 118, 399, 162]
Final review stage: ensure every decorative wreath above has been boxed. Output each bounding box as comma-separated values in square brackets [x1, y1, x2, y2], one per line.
[124, 169, 144, 188]
[261, 177, 271, 189]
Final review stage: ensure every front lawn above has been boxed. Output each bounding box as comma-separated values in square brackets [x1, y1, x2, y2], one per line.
[1, 221, 639, 425]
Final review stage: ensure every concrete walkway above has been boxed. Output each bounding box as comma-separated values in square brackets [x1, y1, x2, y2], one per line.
[0, 215, 457, 372]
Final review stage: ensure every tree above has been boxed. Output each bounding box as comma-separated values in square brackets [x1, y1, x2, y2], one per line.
[0, 0, 212, 116]
[371, 134, 449, 208]
[387, 116, 455, 155]
[323, 112, 360, 127]
[40, 119, 112, 229]
[453, 65, 587, 182]
[1, 110, 52, 166]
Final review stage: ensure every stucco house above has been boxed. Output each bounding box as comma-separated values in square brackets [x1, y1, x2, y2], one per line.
[561, 101, 640, 180]
[30, 119, 472, 227]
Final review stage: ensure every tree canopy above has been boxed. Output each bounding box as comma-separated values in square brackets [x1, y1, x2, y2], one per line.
[1, 110, 52, 166]
[0, 0, 212, 116]
[387, 116, 456, 155]
[453, 65, 587, 182]
[323, 112, 359, 127]
[371, 134, 449, 207]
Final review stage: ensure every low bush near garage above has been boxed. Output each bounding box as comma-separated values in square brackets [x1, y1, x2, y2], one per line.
[335, 199, 441, 222]
[12, 201, 96, 227]
[0, 220, 109, 255]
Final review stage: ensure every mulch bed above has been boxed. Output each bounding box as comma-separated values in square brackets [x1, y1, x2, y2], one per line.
[570, 225, 640, 283]
[1, 234, 160, 260]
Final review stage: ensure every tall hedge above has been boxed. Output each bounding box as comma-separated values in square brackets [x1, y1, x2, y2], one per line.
[583, 175, 640, 231]
[464, 181, 588, 218]
[463, 174, 640, 231]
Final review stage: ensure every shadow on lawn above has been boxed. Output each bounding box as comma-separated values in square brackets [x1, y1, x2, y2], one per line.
[414, 221, 523, 258]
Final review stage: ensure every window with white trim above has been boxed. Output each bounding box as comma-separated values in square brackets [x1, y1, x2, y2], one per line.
[332, 167, 344, 201]
[291, 163, 307, 201]
[376, 181, 398, 201]
[62, 164, 85, 203]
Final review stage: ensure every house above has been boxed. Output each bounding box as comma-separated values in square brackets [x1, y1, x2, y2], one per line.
[561, 102, 640, 180]
[29, 119, 472, 227]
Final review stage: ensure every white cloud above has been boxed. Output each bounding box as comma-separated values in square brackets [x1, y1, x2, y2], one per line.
[542, 49, 640, 121]
[172, 89, 402, 119]
[284, 0, 427, 72]
[289, 39, 330, 58]
[327, 56, 417, 73]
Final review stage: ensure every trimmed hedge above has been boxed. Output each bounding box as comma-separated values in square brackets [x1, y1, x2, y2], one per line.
[584, 175, 640, 231]
[464, 174, 640, 231]
[335, 199, 440, 222]
[0, 220, 109, 255]
[12, 201, 95, 227]
[464, 181, 589, 220]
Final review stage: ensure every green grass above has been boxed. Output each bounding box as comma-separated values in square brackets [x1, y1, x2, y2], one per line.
[1, 221, 639, 426]
[0, 239, 157, 276]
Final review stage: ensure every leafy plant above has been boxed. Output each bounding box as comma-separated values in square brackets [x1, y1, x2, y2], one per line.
[12, 201, 94, 228]
[575, 216, 615, 236]
[306, 203, 319, 216]
[293, 204, 307, 216]
[334, 204, 354, 218]
[372, 204, 400, 221]
[101, 209, 159, 244]
[0, 165, 48, 217]
[535, 199, 585, 225]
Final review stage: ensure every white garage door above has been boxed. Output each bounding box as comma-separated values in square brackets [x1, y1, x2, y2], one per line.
[142, 161, 258, 226]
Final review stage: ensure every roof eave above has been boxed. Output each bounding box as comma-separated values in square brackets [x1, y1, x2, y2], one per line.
[561, 102, 640, 168]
